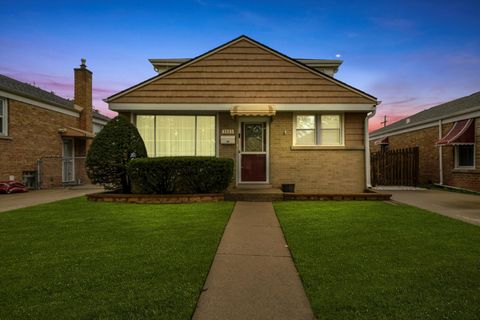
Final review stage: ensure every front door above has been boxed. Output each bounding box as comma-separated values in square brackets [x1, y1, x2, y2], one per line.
[62, 138, 75, 183]
[240, 121, 268, 183]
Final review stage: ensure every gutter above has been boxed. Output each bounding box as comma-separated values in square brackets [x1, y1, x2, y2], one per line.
[365, 102, 380, 188]
[370, 104, 480, 139]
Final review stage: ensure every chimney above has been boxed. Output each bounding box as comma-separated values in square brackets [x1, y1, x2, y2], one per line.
[74, 58, 93, 132]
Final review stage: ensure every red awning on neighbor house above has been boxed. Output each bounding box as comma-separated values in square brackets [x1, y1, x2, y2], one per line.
[436, 119, 475, 146]
[374, 137, 389, 145]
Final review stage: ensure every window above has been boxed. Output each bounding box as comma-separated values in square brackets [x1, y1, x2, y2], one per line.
[455, 145, 475, 169]
[0, 98, 7, 136]
[136, 115, 216, 157]
[295, 114, 342, 146]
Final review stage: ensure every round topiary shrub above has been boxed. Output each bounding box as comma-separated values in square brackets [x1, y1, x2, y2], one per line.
[86, 116, 147, 193]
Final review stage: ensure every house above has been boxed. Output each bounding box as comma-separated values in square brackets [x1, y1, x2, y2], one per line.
[105, 35, 379, 193]
[370, 92, 480, 192]
[0, 60, 110, 188]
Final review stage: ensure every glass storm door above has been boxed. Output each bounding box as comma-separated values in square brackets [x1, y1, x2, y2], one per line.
[62, 138, 75, 182]
[240, 122, 267, 182]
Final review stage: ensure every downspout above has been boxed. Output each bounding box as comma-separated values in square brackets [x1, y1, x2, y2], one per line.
[438, 119, 443, 185]
[365, 102, 380, 189]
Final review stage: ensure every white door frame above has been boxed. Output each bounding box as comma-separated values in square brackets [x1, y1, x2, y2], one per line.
[62, 138, 75, 183]
[237, 117, 270, 184]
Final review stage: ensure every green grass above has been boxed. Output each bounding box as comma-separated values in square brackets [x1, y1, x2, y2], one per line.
[0, 198, 234, 319]
[274, 201, 480, 320]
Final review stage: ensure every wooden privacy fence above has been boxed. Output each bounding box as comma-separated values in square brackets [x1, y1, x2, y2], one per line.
[371, 147, 419, 186]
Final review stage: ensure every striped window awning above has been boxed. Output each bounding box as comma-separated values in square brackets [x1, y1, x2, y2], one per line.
[436, 119, 475, 146]
[230, 105, 276, 117]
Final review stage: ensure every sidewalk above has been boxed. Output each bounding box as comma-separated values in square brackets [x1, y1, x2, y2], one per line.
[193, 201, 314, 320]
[0, 185, 103, 213]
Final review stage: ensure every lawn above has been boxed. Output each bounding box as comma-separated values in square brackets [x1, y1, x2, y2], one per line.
[274, 201, 480, 320]
[0, 197, 234, 319]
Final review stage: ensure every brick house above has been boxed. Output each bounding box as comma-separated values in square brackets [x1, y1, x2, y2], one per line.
[0, 61, 109, 188]
[370, 92, 480, 192]
[105, 36, 379, 193]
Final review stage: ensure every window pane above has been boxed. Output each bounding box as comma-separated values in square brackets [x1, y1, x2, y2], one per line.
[458, 145, 474, 167]
[0, 100, 3, 116]
[136, 115, 155, 157]
[296, 129, 316, 145]
[296, 115, 315, 129]
[321, 115, 340, 129]
[156, 116, 195, 156]
[196, 116, 216, 156]
[321, 129, 341, 145]
[244, 123, 265, 152]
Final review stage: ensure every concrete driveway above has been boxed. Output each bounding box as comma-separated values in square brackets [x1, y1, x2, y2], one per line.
[387, 189, 480, 226]
[0, 185, 103, 213]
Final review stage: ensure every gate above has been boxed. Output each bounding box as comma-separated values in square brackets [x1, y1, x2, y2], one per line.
[371, 147, 419, 186]
[37, 156, 88, 189]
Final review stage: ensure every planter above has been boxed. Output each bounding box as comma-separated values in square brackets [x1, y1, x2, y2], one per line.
[281, 184, 295, 193]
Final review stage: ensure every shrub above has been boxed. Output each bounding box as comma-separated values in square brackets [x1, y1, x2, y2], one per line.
[127, 157, 234, 194]
[86, 116, 147, 193]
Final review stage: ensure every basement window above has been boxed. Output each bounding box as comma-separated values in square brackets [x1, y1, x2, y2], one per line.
[455, 145, 475, 169]
[0, 98, 7, 136]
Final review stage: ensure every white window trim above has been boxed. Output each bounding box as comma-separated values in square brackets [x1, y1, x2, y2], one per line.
[136, 114, 217, 157]
[0, 98, 8, 136]
[292, 112, 344, 146]
[454, 145, 476, 170]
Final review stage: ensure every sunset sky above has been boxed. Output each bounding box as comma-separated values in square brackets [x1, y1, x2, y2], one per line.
[1, 0, 479, 131]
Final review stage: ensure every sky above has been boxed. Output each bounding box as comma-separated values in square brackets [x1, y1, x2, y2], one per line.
[1, 0, 479, 131]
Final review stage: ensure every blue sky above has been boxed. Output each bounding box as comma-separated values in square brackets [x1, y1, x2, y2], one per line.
[1, 0, 479, 130]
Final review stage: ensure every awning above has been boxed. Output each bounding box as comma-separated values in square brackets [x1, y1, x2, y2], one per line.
[436, 119, 475, 146]
[58, 126, 95, 139]
[374, 137, 389, 145]
[230, 105, 276, 117]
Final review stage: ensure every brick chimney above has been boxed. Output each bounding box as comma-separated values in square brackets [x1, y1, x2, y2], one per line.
[74, 58, 93, 132]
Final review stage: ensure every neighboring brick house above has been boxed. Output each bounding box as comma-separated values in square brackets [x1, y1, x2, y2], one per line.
[105, 36, 379, 193]
[370, 92, 480, 192]
[0, 61, 110, 188]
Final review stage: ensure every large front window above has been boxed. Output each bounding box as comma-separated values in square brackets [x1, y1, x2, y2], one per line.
[294, 114, 342, 146]
[136, 115, 216, 157]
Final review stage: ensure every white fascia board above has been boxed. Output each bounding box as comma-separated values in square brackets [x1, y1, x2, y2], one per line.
[0, 90, 80, 117]
[370, 109, 480, 140]
[109, 103, 375, 112]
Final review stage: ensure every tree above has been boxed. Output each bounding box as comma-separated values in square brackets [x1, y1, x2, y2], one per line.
[86, 116, 147, 193]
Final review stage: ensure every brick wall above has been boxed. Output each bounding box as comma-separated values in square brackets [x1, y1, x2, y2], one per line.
[0, 99, 87, 187]
[218, 111, 367, 193]
[370, 118, 480, 191]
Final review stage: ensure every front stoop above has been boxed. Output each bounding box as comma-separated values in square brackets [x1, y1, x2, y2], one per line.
[192, 201, 315, 320]
[224, 188, 284, 201]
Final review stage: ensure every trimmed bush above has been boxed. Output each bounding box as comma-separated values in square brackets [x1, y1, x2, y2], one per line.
[86, 116, 147, 193]
[127, 157, 234, 194]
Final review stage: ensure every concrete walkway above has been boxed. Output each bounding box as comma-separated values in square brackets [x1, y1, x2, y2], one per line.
[0, 185, 103, 213]
[193, 201, 314, 320]
[388, 189, 480, 226]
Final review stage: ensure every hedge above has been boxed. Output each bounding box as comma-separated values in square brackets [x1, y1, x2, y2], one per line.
[127, 157, 234, 194]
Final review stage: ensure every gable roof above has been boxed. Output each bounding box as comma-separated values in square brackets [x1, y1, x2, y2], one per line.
[0, 73, 110, 121]
[370, 91, 480, 138]
[0, 73, 75, 110]
[106, 35, 377, 103]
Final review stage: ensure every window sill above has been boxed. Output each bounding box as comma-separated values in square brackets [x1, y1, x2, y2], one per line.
[0, 135, 12, 141]
[290, 145, 364, 151]
[452, 168, 479, 174]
